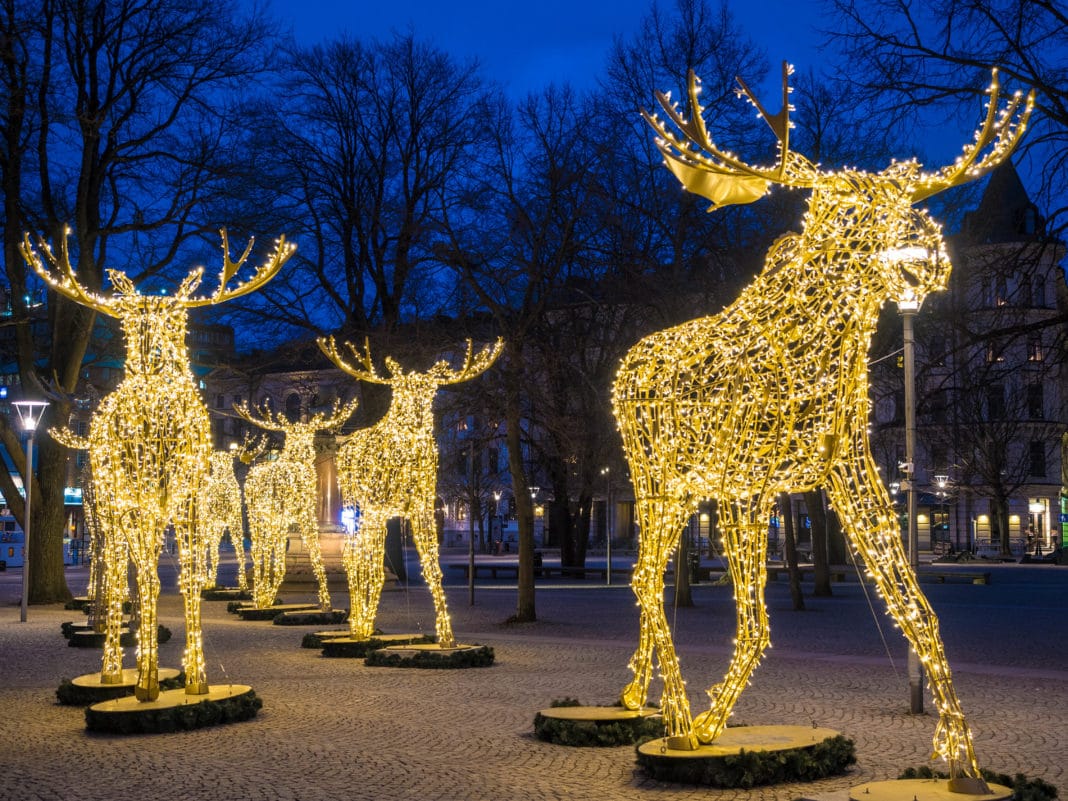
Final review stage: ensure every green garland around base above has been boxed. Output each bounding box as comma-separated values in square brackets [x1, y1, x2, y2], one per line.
[636, 734, 856, 788]
[273, 609, 348, 626]
[320, 633, 434, 657]
[301, 630, 353, 649]
[534, 699, 663, 747]
[202, 587, 251, 601]
[56, 672, 186, 706]
[84, 688, 262, 734]
[899, 766, 1058, 801]
[365, 644, 495, 669]
[227, 599, 281, 614]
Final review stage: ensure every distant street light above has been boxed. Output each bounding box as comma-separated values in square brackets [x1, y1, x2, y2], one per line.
[12, 400, 49, 623]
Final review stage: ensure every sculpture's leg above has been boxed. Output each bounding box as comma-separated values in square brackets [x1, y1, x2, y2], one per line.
[828, 445, 981, 781]
[343, 511, 387, 640]
[206, 524, 221, 588]
[231, 514, 249, 593]
[692, 496, 771, 743]
[127, 520, 162, 702]
[175, 514, 209, 695]
[300, 504, 331, 610]
[622, 496, 694, 748]
[248, 510, 270, 608]
[99, 516, 127, 684]
[265, 523, 288, 607]
[411, 504, 453, 649]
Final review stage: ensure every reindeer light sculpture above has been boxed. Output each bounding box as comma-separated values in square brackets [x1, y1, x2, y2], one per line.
[235, 398, 359, 611]
[25, 229, 294, 701]
[201, 448, 248, 591]
[319, 338, 503, 647]
[614, 65, 1030, 782]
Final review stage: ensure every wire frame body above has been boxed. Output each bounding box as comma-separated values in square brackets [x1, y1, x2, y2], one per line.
[237, 400, 359, 611]
[23, 229, 293, 702]
[322, 339, 503, 647]
[617, 68, 1030, 776]
[201, 451, 247, 590]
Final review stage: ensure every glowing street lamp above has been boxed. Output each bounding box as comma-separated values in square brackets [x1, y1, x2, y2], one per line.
[12, 400, 49, 623]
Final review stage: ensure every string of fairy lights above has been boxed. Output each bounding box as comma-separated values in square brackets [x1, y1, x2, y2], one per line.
[201, 449, 248, 591]
[236, 399, 360, 610]
[24, 229, 293, 700]
[612, 64, 1030, 779]
[320, 337, 503, 647]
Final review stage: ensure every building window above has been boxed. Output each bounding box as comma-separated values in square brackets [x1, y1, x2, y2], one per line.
[215, 393, 225, 409]
[1027, 384, 1044, 419]
[985, 341, 1005, 363]
[1032, 278, 1046, 307]
[995, 276, 1008, 306]
[1029, 441, 1046, 478]
[1027, 335, 1043, 362]
[985, 384, 1005, 420]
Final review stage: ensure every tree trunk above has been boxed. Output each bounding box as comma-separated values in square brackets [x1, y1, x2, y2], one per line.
[805, 489, 833, 596]
[993, 496, 1013, 557]
[504, 364, 535, 622]
[29, 428, 74, 604]
[779, 494, 805, 611]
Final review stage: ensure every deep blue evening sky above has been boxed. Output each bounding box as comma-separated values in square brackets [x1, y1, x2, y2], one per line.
[266, 0, 824, 99]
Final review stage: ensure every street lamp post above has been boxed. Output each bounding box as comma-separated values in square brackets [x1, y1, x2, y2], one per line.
[12, 400, 49, 623]
[898, 291, 924, 715]
[601, 467, 612, 585]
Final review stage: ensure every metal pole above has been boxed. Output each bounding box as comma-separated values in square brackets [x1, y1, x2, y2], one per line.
[605, 469, 612, 586]
[902, 307, 924, 714]
[20, 431, 34, 623]
[468, 444, 475, 606]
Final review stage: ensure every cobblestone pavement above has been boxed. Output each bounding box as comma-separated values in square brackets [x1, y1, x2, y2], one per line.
[0, 558, 1065, 801]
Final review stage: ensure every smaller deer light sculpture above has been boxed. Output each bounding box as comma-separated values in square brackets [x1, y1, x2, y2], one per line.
[614, 65, 1030, 783]
[235, 398, 359, 611]
[201, 448, 248, 591]
[25, 229, 293, 701]
[319, 337, 503, 647]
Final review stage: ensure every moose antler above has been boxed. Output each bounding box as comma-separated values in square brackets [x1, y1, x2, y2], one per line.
[233, 400, 290, 433]
[318, 337, 393, 385]
[427, 338, 504, 385]
[304, 397, 360, 432]
[184, 230, 295, 307]
[644, 62, 817, 209]
[909, 69, 1034, 202]
[234, 397, 358, 434]
[234, 433, 268, 465]
[21, 229, 115, 316]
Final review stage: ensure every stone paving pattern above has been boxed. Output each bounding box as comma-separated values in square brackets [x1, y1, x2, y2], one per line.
[0, 557, 1065, 801]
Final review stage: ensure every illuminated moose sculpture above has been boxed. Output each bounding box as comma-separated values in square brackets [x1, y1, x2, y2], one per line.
[319, 337, 503, 646]
[613, 66, 1030, 781]
[201, 449, 248, 591]
[25, 230, 293, 701]
[235, 398, 359, 611]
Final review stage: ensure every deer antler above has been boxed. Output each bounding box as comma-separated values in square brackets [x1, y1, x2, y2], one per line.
[235, 433, 268, 464]
[304, 397, 360, 432]
[233, 399, 289, 433]
[20, 229, 115, 316]
[428, 338, 504, 386]
[643, 62, 816, 209]
[909, 69, 1034, 202]
[318, 337, 394, 385]
[184, 230, 295, 307]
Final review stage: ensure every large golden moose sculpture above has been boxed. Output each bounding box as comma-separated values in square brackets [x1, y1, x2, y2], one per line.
[319, 338, 502, 647]
[614, 65, 1030, 783]
[235, 398, 359, 611]
[25, 229, 293, 702]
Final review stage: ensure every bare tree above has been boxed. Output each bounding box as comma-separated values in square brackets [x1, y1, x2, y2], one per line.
[0, 0, 274, 602]
[828, 0, 1068, 238]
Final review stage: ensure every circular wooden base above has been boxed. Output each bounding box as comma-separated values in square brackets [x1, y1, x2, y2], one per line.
[56, 668, 182, 706]
[850, 778, 1013, 801]
[235, 603, 319, 621]
[636, 725, 855, 787]
[365, 642, 495, 669]
[534, 705, 662, 747]
[85, 684, 261, 734]
[273, 608, 348, 626]
[67, 625, 171, 649]
[202, 587, 251, 602]
[301, 629, 351, 649]
[319, 632, 434, 658]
